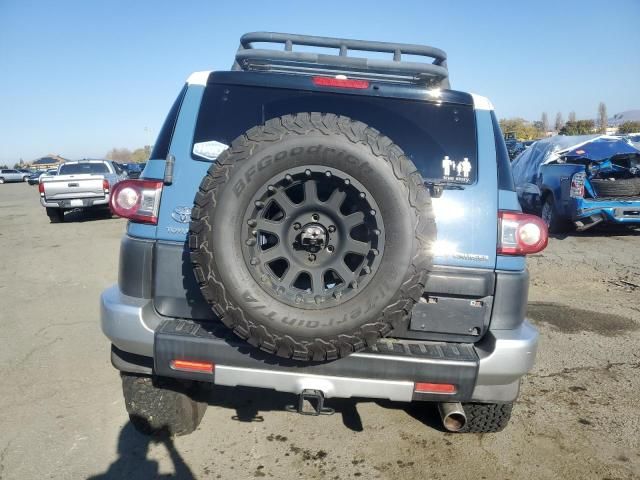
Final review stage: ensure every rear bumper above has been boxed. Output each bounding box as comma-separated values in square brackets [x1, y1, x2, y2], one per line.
[101, 285, 538, 403]
[41, 195, 109, 208]
[573, 198, 640, 225]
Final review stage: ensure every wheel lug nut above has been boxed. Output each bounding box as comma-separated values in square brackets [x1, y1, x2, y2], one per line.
[246, 238, 257, 246]
[293, 222, 301, 230]
[314, 295, 323, 305]
[359, 192, 366, 199]
[251, 230, 257, 237]
[255, 201, 265, 209]
[333, 291, 342, 299]
[285, 174, 293, 182]
[305, 169, 312, 176]
[362, 266, 371, 274]
[277, 286, 285, 295]
[247, 219, 257, 227]
[327, 245, 335, 253]
[325, 171, 332, 177]
[350, 280, 358, 289]
[344, 179, 350, 185]
[250, 257, 259, 265]
[371, 248, 379, 256]
[267, 185, 276, 193]
[372, 228, 380, 236]
[311, 214, 319, 221]
[308, 254, 316, 262]
[369, 209, 376, 216]
[295, 295, 303, 304]
[328, 225, 336, 233]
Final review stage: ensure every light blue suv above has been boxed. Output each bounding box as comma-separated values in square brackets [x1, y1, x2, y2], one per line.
[101, 32, 547, 436]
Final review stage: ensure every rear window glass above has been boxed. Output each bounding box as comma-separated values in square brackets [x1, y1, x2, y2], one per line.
[59, 163, 110, 175]
[193, 84, 477, 184]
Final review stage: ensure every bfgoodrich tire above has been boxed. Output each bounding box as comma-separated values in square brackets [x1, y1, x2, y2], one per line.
[46, 207, 64, 224]
[459, 402, 513, 433]
[190, 113, 435, 361]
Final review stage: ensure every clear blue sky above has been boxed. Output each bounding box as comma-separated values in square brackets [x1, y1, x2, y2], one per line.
[1, 0, 638, 163]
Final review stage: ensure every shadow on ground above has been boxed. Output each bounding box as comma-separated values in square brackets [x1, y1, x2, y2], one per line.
[88, 422, 195, 479]
[61, 208, 115, 223]
[551, 224, 640, 240]
[196, 384, 445, 433]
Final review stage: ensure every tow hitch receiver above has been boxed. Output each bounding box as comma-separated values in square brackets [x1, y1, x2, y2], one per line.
[286, 389, 335, 416]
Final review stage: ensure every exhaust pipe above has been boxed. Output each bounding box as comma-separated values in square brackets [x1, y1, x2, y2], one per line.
[438, 402, 467, 432]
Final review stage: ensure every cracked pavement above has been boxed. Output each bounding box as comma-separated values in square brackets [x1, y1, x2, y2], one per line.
[0, 183, 639, 479]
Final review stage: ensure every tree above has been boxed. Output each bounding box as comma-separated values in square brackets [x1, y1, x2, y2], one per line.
[559, 120, 595, 135]
[106, 148, 132, 162]
[130, 145, 152, 163]
[541, 112, 549, 134]
[568, 111, 576, 123]
[597, 102, 607, 134]
[618, 121, 640, 134]
[555, 112, 564, 132]
[499, 118, 542, 140]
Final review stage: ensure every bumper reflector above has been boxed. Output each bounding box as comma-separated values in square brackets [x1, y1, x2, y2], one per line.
[414, 382, 456, 394]
[170, 359, 214, 374]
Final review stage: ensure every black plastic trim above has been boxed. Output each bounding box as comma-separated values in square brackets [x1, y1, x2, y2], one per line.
[490, 269, 529, 330]
[111, 344, 153, 375]
[153, 319, 478, 401]
[118, 235, 154, 299]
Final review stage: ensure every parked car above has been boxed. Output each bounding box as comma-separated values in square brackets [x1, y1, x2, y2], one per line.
[101, 32, 547, 437]
[28, 169, 57, 185]
[39, 160, 126, 223]
[0, 168, 29, 183]
[124, 162, 145, 179]
[512, 135, 640, 232]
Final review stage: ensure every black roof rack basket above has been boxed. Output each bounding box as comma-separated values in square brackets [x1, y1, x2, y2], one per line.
[233, 32, 450, 88]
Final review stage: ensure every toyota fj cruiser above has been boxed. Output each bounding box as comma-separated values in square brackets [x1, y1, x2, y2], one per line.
[101, 32, 547, 435]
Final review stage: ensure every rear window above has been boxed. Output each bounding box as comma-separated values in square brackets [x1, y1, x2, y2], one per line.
[192, 84, 477, 184]
[59, 163, 110, 175]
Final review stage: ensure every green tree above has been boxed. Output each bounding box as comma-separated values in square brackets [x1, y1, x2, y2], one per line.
[559, 120, 596, 135]
[499, 118, 542, 140]
[106, 148, 132, 162]
[597, 102, 607, 133]
[130, 145, 152, 163]
[618, 121, 640, 134]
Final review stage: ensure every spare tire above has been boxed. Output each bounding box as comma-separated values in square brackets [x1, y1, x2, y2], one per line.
[189, 113, 435, 361]
[590, 177, 640, 197]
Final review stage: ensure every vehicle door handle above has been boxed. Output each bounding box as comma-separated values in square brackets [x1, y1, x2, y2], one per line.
[68, 182, 79, 187]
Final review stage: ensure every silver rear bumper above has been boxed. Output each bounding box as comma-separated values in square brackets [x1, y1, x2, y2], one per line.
[101, 285, 538, 403]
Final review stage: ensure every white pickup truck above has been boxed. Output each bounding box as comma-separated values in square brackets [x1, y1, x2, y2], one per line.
[39, 160, 127, 223]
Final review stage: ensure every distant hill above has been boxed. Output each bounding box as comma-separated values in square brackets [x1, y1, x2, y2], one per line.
[609, 110, 640, 126]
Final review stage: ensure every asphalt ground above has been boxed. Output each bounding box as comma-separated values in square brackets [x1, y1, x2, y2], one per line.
[1, 182, 638, 479]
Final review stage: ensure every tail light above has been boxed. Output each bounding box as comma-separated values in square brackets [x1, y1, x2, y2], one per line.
[102, 179, 110, 193]
[570, 171, 586, 198]
[109, 179, 163, 224]
[38, 182, 45, 195]
[313, 76, 370, 89]
[498, 211, 548, 255]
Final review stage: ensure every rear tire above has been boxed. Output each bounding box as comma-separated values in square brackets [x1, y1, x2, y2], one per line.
[590, 177, 640, 197]
[46, 207, 64, 223]
[541, 196, 571, 234]
[121, 373, 207, 437]
[0, 177, 5, 184]
[459, 402, 513, 433]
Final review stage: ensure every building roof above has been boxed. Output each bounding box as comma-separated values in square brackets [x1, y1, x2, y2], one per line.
[31, 154, 66, 166]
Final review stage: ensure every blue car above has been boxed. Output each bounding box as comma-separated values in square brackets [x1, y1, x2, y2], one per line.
[512, 135, 640, 232]
[100, 32, 547, 436]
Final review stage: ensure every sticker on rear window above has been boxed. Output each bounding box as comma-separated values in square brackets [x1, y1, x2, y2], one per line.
[441, 156, 472, 184]
[193, 141, 229, 161]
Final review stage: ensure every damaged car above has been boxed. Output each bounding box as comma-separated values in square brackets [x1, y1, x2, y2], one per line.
[512, 135, 640, 232]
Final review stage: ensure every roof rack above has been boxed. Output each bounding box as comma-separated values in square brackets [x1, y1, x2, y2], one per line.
[232, 32, 450, 88]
